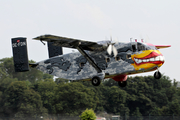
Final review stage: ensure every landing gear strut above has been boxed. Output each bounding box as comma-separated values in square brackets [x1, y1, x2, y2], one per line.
[118, 81, 127, 87]
[92, 77, 101, 86]
[154, 71, 161, 79]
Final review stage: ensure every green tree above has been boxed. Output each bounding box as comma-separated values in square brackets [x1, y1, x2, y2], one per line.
[0, 77, 18, 92]
[33, 79, 57, 114]
[103, 78, 118, 87]
[105, 86, 128, 115]
[0, 57, 48, 83]
[80, 108, 96, 120]
[55, 78, 69, 84]
[93, 85, 108, 112]
[168, 99, 180, 115]
[43, 73, 53, 80]
[131, 107, 143, 120]
[3, 81, 47, 117]
[54, 82, 98, 115]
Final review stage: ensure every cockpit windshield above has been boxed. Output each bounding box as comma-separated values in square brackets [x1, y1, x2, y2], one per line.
[137, 42, 157, 51]
[137, 43, 146, 51]
[146, 44, 157, 50]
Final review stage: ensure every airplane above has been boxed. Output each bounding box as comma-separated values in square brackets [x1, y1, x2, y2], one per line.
[11, 35, 171, 87]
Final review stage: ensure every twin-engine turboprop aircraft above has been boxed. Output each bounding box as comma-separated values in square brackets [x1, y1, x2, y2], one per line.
[11, 35, 171, 87]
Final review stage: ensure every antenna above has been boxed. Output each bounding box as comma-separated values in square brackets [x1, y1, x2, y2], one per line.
[141, 39, 144, 43]
[130, 38, 133, 42]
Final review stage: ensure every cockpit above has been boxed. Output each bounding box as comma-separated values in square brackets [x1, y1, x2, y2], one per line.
[132, 42, 157, 52]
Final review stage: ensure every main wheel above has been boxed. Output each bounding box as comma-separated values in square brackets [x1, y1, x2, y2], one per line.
[92, 77, 101, 86]
[118, 81, 127, 87]
[154, 71, 161, 79]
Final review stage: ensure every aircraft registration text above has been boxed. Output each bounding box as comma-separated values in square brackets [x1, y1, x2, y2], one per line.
[12, 42, 26, 48]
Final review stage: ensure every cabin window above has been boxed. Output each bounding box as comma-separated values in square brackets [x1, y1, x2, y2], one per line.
[126, 54, 131, 59]
[106, 58, 110, 62]
[79, 63, 85, 67]
[132, 45, 136, 52]
[137, 43, 146, 51]
[115, 56, 120, 61]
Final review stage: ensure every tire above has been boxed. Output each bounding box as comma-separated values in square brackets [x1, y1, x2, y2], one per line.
[92, 77, 101, 86]
[154, 71, 161, 79]
[118, 81, 127, 87]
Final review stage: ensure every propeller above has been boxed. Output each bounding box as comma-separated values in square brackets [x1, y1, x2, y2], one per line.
[107, 37, 118, 57]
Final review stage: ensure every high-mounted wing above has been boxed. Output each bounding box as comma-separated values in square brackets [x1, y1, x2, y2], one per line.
[33, 34, 107, 52]
[34, 34, 109, 73]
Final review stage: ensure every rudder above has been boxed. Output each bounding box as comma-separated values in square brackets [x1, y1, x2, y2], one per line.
[47, 42, 63, 58]
[11, 37, 29, 72]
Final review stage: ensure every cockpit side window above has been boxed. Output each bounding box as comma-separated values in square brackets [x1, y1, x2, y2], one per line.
[146, 45, 157, 50]
[137, 43, 146, 51]
[132, 45, 136, 52]
[137, 43, 157, 51]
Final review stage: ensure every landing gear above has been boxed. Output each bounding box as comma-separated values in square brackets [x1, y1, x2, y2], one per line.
[154, 71, 161, 79]
[92, 77, 101, 86]
[118, 81, 127, 87]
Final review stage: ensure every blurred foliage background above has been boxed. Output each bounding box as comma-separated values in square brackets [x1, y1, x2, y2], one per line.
[0, 57, 179, 118]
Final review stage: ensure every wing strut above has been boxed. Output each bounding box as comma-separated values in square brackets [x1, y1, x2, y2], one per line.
[76, 46, 102, 73]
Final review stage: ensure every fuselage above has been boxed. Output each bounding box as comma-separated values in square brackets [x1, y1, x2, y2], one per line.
[35, 42, 164, 81]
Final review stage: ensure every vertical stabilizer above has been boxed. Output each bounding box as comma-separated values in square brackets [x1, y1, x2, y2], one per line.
[47, 42, 63, 58]
[11, 37, 29, 72]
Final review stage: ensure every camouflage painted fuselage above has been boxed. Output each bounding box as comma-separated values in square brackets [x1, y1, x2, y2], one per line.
[35, 42, 164, 81]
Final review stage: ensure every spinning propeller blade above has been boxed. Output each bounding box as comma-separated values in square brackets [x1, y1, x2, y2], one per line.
[107, 44, 113, 55]
[112, 45, 118, 57]
[106, 36, 118, 57]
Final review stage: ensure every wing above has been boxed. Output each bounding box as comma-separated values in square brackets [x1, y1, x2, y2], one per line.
[33, 34, 108, 51]
[155, 45, 171, 49]
[33, 34, 110, 73]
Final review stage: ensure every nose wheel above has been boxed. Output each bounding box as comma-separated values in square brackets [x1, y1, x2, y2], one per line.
[154, 71, 161, 79]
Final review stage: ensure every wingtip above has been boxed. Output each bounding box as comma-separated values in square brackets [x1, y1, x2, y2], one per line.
[155, 45, 171, 49]
[33, 34, 52, 40]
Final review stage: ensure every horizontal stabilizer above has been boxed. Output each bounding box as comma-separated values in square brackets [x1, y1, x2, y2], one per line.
[29, 63, 38, 68]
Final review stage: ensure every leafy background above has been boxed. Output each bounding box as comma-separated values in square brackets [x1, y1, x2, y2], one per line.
[0, 57, 179, 118]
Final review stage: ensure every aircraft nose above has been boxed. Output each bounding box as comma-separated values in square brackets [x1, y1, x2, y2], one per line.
[159, 55, 165, 62]
[153, 50, 165, 65]
[156, 55, 165, 65]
